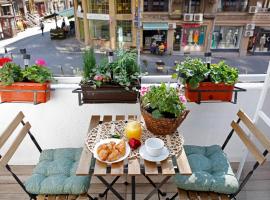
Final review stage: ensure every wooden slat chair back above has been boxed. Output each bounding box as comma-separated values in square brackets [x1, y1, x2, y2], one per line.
[0, 112, 93, 200]
[174, 110, 270, 200]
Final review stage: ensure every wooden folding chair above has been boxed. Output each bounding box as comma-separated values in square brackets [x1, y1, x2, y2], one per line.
[168, 109, 270, 200]
[0, 111, 95, 200]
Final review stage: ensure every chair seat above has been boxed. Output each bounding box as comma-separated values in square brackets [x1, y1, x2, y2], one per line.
[174, 145, 239, 194]
[24, 148, 90, 195]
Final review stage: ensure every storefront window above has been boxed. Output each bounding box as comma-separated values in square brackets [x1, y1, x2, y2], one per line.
[1, 6, 11, 15]
[173, 26, 182, 51]
[218, 0, 248, 12]
[212, 26, 242, 49]
[143, 30, 167, 49]
[144, 0, 169, 12]
[90, 20, 110, 40]
[170, 0, 183, 14]
[116, 20, 132, 43]
[182, 25, 205, 52]
[89, 0, 109, 14]
[116, 0, 131, 14]
[183, 0, 201, 13]
[249, 27, 270, 53]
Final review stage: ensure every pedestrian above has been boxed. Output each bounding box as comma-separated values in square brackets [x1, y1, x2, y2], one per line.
[61, 19, 66, 29]
[40, 20, 44, 36]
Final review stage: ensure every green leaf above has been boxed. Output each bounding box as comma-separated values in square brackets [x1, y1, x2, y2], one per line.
[152, 110, 163, 119]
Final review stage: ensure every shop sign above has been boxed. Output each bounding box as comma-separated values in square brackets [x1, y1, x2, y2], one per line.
[87, 14, 110, 20]
[182, 23, 201, 28]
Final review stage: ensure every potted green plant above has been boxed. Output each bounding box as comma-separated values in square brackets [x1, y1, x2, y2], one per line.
[172, 57, 239, 102]
[79, 48, 141, 103]
[0, 59, 53, 104]
[140, 83, 189, 135]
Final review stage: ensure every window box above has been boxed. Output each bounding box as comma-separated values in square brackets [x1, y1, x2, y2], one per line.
[0, 82, 50, 104]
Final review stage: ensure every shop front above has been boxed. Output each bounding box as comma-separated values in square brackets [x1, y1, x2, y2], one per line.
[211, 26, 243, 51]
[248, 27, 270, 55]
[181, 23, 206, 53]
[142, 22, 168, 51]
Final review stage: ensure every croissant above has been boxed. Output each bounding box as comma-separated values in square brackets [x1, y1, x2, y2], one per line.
[115, 140, 126, 156]
[98, 149, 109, 161]
[107, 149, 121, 162]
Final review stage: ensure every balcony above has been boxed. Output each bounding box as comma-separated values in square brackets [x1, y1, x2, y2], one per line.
[0, 74, 270, 199]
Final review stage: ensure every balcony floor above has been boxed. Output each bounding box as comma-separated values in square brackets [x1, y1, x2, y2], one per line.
[0, 162, 270, 200]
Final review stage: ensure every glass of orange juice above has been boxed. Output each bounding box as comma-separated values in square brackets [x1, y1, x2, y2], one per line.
[125, 121, 142, 140]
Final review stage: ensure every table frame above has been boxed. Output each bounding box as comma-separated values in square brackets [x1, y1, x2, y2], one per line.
[76, 115, 192, 200]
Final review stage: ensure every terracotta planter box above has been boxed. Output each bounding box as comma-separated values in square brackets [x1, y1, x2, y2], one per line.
[185, 82, 234, 102]
[0, 82, 51, 104]
[81, 84, 139, 103]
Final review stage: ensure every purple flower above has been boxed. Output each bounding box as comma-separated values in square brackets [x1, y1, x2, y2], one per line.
[179, 95, 187, 104]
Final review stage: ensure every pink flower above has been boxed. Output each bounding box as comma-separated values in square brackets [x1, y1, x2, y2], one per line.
[140, 86, 149, 96]
[179, 95, 187, 104]
[94, 75, 103, 81]
[35, 59, 47, 66]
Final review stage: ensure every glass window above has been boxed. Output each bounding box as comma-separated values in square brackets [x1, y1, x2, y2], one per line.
[89, 0, 109, 14]
[183, 0, 201, 13]
[251, 28, 270, 53]
[90, 20, 110, 40]
[171, 0, 183, 14]
[116, 0, 131, 14]
[218, 0, 248, 12]
[2, 6, 11, 15]
[144, 0, 169, 12]
[212, 26, 242, 49]
[182, 25, 205, 52]
[116, 20, 132, 42]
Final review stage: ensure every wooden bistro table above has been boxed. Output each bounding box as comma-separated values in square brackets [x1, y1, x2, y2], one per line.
[76, 115, 192, 200]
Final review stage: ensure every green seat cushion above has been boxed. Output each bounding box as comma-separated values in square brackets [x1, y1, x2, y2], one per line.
[24, 148, 90, 195]
[174, 145, 239, 194]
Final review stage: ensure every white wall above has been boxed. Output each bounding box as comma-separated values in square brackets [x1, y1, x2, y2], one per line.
[0, 82, 265, 165]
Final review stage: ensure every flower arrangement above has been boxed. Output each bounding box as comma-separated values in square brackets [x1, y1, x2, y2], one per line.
[0, 60, 53, 86]
[172, 57, 239, 89]
[0, 57, 12, 67]
[81, 48, 141, 91]
[140, 83, 187, 119]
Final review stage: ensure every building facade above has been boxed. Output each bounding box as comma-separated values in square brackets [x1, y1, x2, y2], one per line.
[74, 0, 270, 56]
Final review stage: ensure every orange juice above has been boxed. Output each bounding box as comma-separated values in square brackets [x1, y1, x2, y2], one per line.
[125, 121, 142, 140]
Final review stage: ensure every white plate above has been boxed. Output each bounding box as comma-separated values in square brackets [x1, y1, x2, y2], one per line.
[139, 145, 169, 162]
[93, 138, 131, 164]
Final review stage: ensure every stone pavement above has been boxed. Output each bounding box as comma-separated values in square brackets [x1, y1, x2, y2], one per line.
[0, 23, 269, 76]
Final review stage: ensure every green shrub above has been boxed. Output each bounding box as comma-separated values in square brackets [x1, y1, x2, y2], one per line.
[22, 65, 53, 83]
[0, 63, 23, 85]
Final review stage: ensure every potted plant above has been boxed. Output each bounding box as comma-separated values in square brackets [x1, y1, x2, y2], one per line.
[140, 83, 189, 135]
[173, 57, 239, 102]
[0, 59, 53, 104]
[79, 48, 141, 103]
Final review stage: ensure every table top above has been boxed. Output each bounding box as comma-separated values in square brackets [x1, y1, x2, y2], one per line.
[76, 115, 192, 177]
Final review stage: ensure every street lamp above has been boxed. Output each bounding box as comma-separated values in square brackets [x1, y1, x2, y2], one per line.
[108, 51, 114, 64]
[23, 54, 31, 68]
[204, 52, 212, 69]
[20, 48, 26, 55]
[4, 48, 13, 59]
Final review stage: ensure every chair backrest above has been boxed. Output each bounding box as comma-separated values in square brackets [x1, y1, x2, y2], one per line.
[0, 112, 31, 168]
[231, 109, 270, 165]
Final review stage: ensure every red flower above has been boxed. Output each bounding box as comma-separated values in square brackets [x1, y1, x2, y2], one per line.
[0, 57, 12, 67]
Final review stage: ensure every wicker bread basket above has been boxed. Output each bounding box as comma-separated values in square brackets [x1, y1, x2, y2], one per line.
[141, 107, 190, 135]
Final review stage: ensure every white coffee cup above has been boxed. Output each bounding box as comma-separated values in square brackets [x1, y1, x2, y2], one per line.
[145, 138, 164, 157]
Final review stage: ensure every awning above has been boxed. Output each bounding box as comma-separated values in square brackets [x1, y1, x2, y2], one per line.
[143, 22, 168, 30]
[57, 7, 74, 18]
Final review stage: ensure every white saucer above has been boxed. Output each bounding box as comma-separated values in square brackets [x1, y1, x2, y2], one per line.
[139, 145, 169, 162]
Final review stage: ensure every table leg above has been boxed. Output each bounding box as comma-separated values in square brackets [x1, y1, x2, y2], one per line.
[144, 176, 171, 200]
[165, 192, 178, 200]
[131, 176, 135, 200]
[98, 176, 120, 198]
[143, 174, 167, 196]
[96, 176, 124, 200]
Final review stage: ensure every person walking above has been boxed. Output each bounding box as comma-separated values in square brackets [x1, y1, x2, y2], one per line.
[40, 21, 44, 36]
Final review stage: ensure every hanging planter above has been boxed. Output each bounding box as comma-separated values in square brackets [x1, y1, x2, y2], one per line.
[185, 82, 234, 102]
[0, 82, 50, 104]
[0, 61, 53, 104]
[173, 58, 244, 103]
[73, 49, 142, 105]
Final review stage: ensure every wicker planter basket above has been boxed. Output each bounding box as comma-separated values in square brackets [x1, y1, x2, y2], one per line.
[141, 107, 190, 135]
